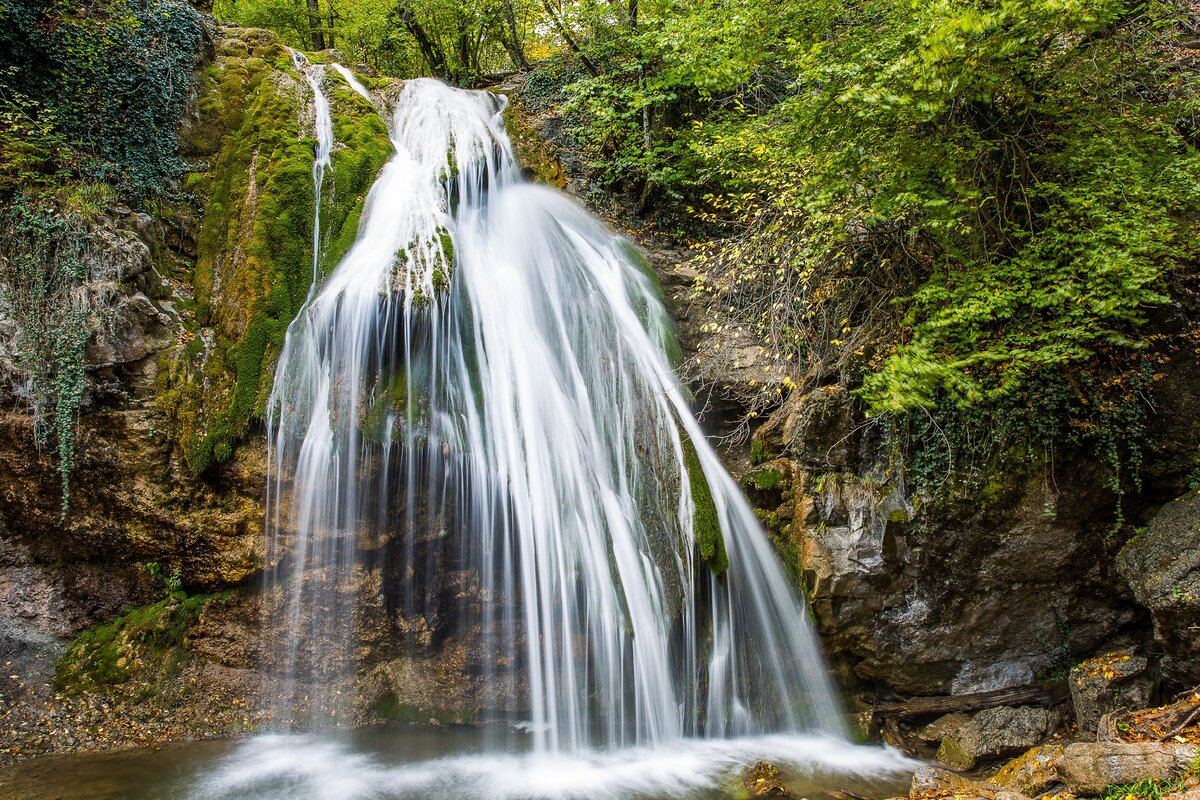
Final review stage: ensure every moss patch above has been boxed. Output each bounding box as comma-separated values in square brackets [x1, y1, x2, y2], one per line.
[54, 593, 226, 695]
[682, 436, 729, 575]
[502, 101, 567, 188]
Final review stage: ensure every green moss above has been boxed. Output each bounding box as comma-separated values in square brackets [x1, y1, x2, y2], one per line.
[156, 31, 392, 474]
[682, 436, 729, 575]
[749, 438, 771, 466]
[751, 468, 785, 491]
[322, 100, 392, 273]
[53, 593, 224, 694]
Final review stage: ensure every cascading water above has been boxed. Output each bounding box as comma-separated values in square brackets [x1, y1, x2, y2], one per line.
[289, 49, 334, 294]
[331, 63, 376, 107]
[264, 75, 846, 752]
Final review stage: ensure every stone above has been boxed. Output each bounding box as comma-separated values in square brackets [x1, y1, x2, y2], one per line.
[1070, 650, 1153, 738]
[911, 765, 999, 794]
[952, 661, 1036, 695]
[1055, 742, 1196, 796]
[936, 706, 1054, 770]
[919, 712, 972, 743]
[743, 761, 791, 797]
[1164, 789, 1200, 800]
[991, 744, 1065, 796]
[1118, 492, 1200, 687]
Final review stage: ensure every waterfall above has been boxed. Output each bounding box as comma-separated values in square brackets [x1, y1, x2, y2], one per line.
[265, 77, 845, 751]
[331, 63, 376, 107]
[290, 49, 334, 294]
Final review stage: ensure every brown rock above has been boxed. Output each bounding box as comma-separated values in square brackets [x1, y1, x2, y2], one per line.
[911, 765, 1000, 794]
[743, 761, 791, 797]
[919, 712, 973, 743]
[1070, 650, 1153, 738]
[991, 744, 1065, 796]
[1055, 742, 1196, 796]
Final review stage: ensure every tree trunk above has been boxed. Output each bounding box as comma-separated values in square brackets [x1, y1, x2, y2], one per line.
[501, 0, 529, 70]
[396, 1, 449, 78]
[325, 0, 337, 49]
[306, 0, 325, 50]
[540, 0, 599, 76]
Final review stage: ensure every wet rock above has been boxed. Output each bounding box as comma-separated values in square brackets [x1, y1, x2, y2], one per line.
[936, 706, 1054, 770]
[990, 744, 1065, 796]
[1118, 491, 1200, 687]
[1055, 742, 1196, 796]
[1070, 650, 1153, 738]
[743, 761, 791, 798]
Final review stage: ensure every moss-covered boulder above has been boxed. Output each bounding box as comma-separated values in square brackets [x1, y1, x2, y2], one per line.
[54, 593, 226, 694]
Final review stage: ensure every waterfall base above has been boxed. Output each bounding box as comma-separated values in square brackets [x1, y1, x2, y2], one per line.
[0, 728, 914, 800]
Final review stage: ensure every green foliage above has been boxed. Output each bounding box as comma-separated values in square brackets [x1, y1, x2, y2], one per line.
[531, 0, 1200, 498]
[215, 0, 533, 83]
[145, 561, 184, 595]
[0, 197, 115, 513]
[0, 0, 204, 199]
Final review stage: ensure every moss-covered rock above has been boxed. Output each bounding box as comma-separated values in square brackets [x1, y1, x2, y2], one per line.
[54, 592, 228, 694]
[682, 435, 729, 575]
[157, 28, 392, 474]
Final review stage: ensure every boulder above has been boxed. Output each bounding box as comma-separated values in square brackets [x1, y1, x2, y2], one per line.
[990, 744, 1065, 796]
[911, 766, 999, 794]
[936, 706, 1054, 770]
[1055, 742, 1196, 796]
[1070, 650, 1153, 738]
[919, 712, 972, 743]
[1164, 789, 1200, 800]
[1118, 491, 1200, 687]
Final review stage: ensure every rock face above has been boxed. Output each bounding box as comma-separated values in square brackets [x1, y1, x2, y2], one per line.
[1055, 742, 1196, 796]
[726, 355, 1200, 698]
[1071, 650, 1154, 738]
[1118, 491, 1200, 687]
[0, 22, 401, 764]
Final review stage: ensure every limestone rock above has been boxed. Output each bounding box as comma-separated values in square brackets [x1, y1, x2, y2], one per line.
[1118, 491, 1200, 687]
[936, 706, 1054, 770]
[911, 765, 998, 794]
[991, 744, 1065, 796]
[1055, 742, 1196, 796]
[1070, 650, 1153, 738]
[1164, 789, 1200, 800]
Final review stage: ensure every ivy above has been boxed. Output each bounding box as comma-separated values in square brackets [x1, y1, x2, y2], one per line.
[0, 197, 116, 514]
[0, 0, 204, 199]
